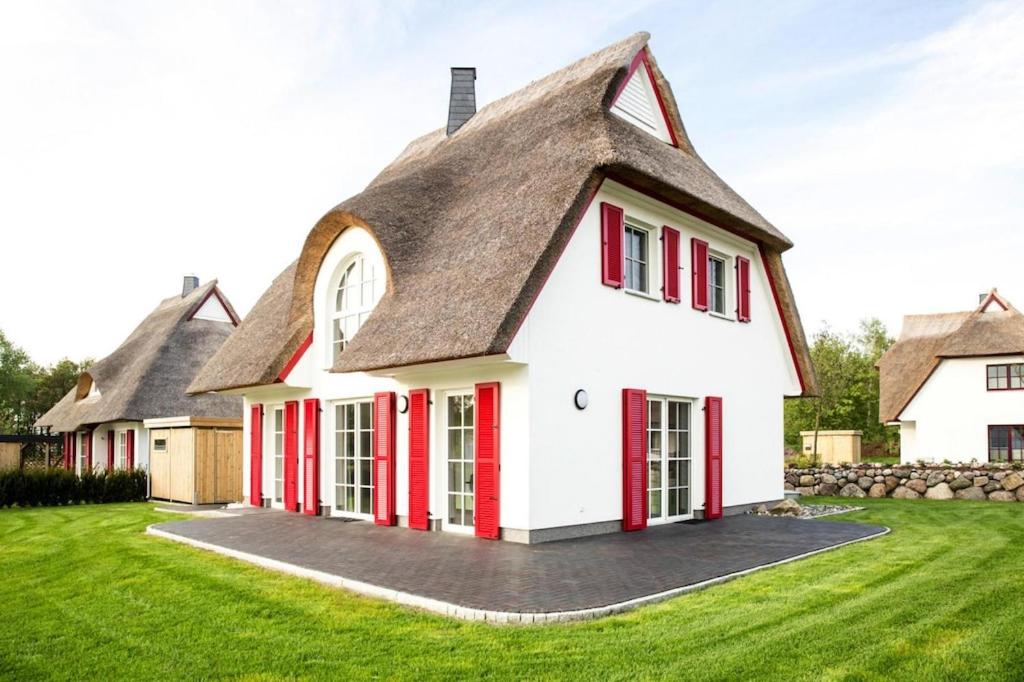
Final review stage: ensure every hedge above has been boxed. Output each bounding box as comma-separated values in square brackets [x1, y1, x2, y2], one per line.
[0, 468, 147, 508]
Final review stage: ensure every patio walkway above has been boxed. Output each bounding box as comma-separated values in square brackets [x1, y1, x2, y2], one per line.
[149, 510, 887, 623]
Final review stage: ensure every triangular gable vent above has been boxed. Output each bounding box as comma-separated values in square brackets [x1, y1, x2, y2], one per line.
[611, 53, 674, 144]
[193, 292, 233, 323]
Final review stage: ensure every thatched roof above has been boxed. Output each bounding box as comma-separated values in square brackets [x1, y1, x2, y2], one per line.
[36, 281, 243, 432]
[190, 32, 816, 396]
[878, 290, 1024, 422]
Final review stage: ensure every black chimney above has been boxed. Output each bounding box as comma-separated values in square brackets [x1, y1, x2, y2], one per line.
[182, 275, 200, 298]
[447, 67, 476, 135]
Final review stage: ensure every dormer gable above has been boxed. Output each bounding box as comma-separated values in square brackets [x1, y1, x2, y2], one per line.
[610, 49, 676, 145]
[977, 288, 1011, 313]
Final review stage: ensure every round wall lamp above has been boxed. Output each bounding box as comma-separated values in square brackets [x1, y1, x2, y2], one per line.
[398, 395, 409, 414]
[574, 389, 589, 410]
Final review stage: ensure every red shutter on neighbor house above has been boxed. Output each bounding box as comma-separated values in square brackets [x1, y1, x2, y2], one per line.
[373, 392, 396, 526]
[283, 400, 299, 512]
[601, 202, 625, 288]
[408, 389, 430, 531]
[106, 430, 115, 470]
[84, 429, 93, 472]
[736, 256, 751, 322]
[622, 388, 648, 532]
[302, 398, 320, 516]
[705, 396, 723, 520]
[662, 226, 681, 303]
[125, 430, 135, 470]
[250, 404, 263, 506]
[474, 382, 501, 540]
[691, 238, 709, 311]
[63, 432, 73, 470]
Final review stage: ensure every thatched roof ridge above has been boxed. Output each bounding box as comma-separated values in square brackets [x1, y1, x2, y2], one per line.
[878, 291, 1024, 422]
[190, 32, 816, 395]
[36, 281, 242, 431]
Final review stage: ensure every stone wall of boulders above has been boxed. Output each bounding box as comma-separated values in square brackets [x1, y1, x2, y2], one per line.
[785, 464, 1024, 502]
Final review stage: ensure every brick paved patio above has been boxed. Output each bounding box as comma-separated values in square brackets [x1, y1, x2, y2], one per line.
[149, 510, 886, 621]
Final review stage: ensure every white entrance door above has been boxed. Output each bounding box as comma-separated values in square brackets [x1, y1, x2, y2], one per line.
[271, 407, 284, 507]
[647, 397, 693, 523]
[332, 400, 374, 519]
[444, 392, 475, 533]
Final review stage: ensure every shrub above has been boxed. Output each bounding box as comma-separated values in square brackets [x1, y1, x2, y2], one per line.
[0, 467, 147, 508]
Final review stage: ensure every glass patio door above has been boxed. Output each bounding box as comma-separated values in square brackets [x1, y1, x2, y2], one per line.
[445, 392, 475, 531]
[333, 400, 374, 516]
[647, 397, 692, 522]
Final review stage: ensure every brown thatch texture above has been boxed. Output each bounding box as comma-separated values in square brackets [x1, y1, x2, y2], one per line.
[190, 32, 816, 396]
[878, 298, 1024, 422]
[36, 281, 242, 432]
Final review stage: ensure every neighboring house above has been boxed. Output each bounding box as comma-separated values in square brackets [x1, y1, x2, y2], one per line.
[878, 289, 1024, 464]
[36, 277, 244, 499]
[189, 33, 816, 543]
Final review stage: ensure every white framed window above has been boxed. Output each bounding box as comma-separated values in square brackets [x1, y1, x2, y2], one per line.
[333, 400, 374, 516]
[331, 254, 381, 358]
[78, 432, 88, 473]
[647, 397, 692, 522]
[624, 223, 650, 294]
[271, 407, 284, 503]
[117, 431, 128, 469]
[445, 392, 475, 530]
[708, 254, 727, 315]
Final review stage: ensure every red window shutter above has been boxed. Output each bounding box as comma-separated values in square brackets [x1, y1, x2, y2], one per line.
[302, 399, 320, 516]
[662, 226, 681, 303]
[408, 389, 430, 531]
[250, 404, 263, 507]
[84, 429, 93, 472]
[474, 382, 501, 540]
[601, 202, 625, 288]
[125, 430, 135, 470]
[64, 432, 74, 470]
[621, 388, 648, 531]
[106, 430, 115, 470]
[373, 392, 396, 526]
[704, 396, 723, 520]
[736, 256, 751, 322]
[283, 400, 299, 512]
[691, 238, 709, 311]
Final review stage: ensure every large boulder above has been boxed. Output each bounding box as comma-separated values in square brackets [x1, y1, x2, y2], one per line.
[905, 479, 928, 495]
[820, 473, 838, 485]
[988, 490, 1017, 502]
[894, 469, 910, 479]
[1001, 472, 1024, 491]
[796, 486, 815, 496]
[984, 481, 1002, 494]
[847, 472, 859, 483]
[868, 483, 888, 498]
[926, 471, 946, 487]
[799, 474, 816, 487]
[955, 486, 987, 501]
[974, 476, 989, 488]
[840, 483, 867, 498]
[858, 476, 874, 490]
[785, 473, 800, 487]
[818, 482, 839, 496]
[925, 482, 954, 500]
[892, 487, 921, 500]
[770, 499, 802, 515]
[884, 476, 900, 492]
[949, 475, 972, 491]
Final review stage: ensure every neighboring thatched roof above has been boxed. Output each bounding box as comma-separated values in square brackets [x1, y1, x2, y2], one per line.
[878, 290, 1024, 422]
[36, 281, 243, 432]
[190, 32, 816, 396]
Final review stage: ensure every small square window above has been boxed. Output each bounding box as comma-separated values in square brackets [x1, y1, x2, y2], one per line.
[1010, 365, 1024, 389]
[988, 365, 1010, 390]
[708, 255, 726, 314]
[153, 438, 167, 452]
[624, 224, 649, 294]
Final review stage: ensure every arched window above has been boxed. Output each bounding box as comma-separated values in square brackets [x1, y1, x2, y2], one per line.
[331, 254, 381, 357]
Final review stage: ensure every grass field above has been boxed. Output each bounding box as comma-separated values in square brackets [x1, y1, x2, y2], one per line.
[1, 499, 1022, 681]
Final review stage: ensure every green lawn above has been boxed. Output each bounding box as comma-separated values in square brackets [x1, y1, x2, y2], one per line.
[1, 500, 1022, 681]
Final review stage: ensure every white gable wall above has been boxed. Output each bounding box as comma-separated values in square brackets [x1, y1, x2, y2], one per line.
[192, 293, 233, 323]
[610, 60, 673, 144]
[515, 179, 800, 530]
[899, 355, 1024, 463]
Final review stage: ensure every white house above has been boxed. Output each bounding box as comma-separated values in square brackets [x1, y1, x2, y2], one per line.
[879, 289, 1024, 465]
[37, 277, 243, 498]
[189, 33, 816, 542]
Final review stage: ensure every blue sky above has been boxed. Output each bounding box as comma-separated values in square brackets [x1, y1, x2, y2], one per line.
[1, 0, 1021, 364]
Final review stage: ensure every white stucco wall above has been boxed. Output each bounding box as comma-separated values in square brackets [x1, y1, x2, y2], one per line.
[76, 421, 148, 475]
[899, 355, 1024, 463]
[516, 179, 800, 529]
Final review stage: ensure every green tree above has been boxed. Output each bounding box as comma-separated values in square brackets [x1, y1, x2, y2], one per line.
[27, 358, 91, 428]
[0, 330, 38, 433]
[785, 318, 896, 456]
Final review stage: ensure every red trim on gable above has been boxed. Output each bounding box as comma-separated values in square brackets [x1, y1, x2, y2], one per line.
[758, 244, 807, 395]
[277, 333, 313, 382]
[611, 48, 679, 147]
[187, 286, 240, 326]
[978, 291, 1009, 312]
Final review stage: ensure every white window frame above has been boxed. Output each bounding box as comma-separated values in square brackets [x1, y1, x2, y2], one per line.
[646, 395, 694, 524]
[329, 398, 375, 521]
[441, 390, 475, 535]
[329, 254, 381, 361]
[78, 432, 89, 474]
[267, 406, 285, 508]
[117, 430, 128, 470]
[624, 221, 651, 295]
[708, 251, 731, 318]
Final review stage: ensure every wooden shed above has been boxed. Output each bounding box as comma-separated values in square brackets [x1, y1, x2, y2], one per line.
[800, 430, 863, 465]
[144, 416, 243, 504]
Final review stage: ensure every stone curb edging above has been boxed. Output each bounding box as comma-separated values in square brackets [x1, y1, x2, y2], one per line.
[146, 523, 891, 625]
